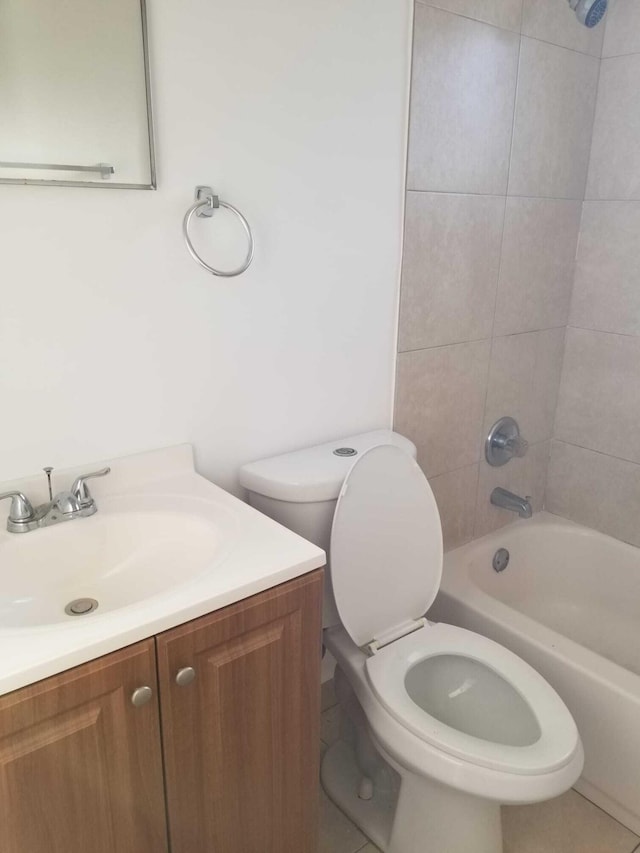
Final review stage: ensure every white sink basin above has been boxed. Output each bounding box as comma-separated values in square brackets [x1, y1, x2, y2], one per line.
[0, 495, 233, 628]
[0, 444, 324, 696]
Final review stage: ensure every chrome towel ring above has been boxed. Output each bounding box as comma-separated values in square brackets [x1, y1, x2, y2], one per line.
[182, 185, 254, 277]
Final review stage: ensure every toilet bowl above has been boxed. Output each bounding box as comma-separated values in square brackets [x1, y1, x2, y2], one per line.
[240, 433, 584, 853]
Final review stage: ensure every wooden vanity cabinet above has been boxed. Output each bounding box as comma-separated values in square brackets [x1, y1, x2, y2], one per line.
[156, 569, 323, 853]
[0, 570, 323, 853]
[0, 639, 167, 853]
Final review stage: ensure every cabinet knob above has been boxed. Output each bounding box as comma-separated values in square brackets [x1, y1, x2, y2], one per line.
[131, 686, 153, 707]
[175, 667, 196, 687]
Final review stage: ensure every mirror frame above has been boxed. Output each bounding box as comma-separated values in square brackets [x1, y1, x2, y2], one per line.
[0, 0, 156, 190]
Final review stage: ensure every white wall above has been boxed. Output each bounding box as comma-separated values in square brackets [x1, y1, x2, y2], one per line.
[0, 0, 411, 493]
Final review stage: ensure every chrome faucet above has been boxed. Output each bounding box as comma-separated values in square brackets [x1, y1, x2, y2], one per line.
[0, 467, 111, 533]
[490, 487, 532, 519]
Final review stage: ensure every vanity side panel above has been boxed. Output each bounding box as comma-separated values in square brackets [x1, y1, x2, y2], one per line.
[156, 569, 323, 853]
[0, 638, 168, 853]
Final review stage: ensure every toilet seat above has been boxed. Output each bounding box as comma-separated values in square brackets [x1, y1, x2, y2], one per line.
[365, 622, 579, 776]
[325, 622, 584, 804]
[330, 444, 443, 648]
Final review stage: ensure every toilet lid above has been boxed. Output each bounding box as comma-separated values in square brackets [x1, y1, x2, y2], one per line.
[330, 445, 443, 648]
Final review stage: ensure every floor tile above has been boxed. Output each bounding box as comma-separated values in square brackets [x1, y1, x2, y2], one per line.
[321, 705, 343, 746]
[322, 678, 338, 712]
[503, 789, 640, 853]
[319, 788, 367, 853]
[356, 844, 382, 853]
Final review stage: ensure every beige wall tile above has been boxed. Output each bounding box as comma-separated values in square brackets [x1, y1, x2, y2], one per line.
[521, 0, 604, 56]
[428, 464, 478, 550]
[474, 440, 549, 537]
[484, 329, 565, 446]
[398, 0, 628, 552]
[532, 328, 568, 440]
[546, 441, 640, 547]
[408, 6, 519, 194]
[571, 201, 640, 335]
[555, 328, 640, 463]
[587, 54, 640, 200]
[602, 0, 640, 58]
[417, 0, 522, 32]
[509, 38, 599, 199]
[394, 340, 491, 478]
[398, 193, 504, 351]
[494, 198, 581, 335]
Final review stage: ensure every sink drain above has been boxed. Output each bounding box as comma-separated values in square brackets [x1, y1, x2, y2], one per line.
[65, 598, 99, 616]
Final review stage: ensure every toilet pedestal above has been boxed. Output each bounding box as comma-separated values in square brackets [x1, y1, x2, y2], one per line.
[323, 734, 503, 853]
[386, 767, 503, 853]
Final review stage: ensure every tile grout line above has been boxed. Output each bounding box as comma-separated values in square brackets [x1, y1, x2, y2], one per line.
[392, 0, 418, 429]
[413, 0, 604, 58]
[554, 434, 640, 468]
[601, 50, 640, 61]
[469, 17, 523, 540]
[397, 322, 569, 356]
[565, 323, 640, 340]
[406, 188, 588, 201]
[571, 788, 639, 836]
[540, 23, 601, 506]
[579, 26, 605, 207]
[353, 838, 378, 853]
[584, 197, 640, 203]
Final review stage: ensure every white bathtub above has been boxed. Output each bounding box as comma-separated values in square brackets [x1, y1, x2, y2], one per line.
[428, 512, 640, 835]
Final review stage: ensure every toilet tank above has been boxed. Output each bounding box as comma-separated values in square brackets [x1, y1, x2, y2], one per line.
[239, 429, 417, 627]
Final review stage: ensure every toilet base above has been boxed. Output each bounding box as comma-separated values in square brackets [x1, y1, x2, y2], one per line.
[385, 760, 503, 853]
[322, 737, 504, 853]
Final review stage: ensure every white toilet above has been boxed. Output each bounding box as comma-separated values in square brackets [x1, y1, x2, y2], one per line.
[240, 431, 583, 853]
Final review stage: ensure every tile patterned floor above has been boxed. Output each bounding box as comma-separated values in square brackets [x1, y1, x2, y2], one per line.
[319, 684, 640, 853]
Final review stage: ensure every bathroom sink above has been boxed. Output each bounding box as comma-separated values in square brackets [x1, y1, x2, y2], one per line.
[0, 444, 324, 696]
[0, 495, 232, 629]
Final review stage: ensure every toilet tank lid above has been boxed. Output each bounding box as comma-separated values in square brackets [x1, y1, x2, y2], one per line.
[238, 430, 417, 503]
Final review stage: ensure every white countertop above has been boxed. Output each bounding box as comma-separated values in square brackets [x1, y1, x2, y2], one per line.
[0, 444, 325, 695]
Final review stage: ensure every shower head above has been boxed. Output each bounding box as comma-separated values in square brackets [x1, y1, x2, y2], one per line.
[568, 0, 608, 27]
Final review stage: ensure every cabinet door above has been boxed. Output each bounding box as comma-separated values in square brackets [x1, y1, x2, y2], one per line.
[157, 570, 323, 853]
[0, 640, 168, 853]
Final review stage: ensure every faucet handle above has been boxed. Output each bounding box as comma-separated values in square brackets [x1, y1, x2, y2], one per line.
[506, 435, 528, 458]
[0, 491, 35, 523]
[71, 467, 111, 508]
[486, 417, 528, 467]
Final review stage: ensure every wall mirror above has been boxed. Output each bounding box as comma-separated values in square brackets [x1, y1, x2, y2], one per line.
[0, 0, 155, 189]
